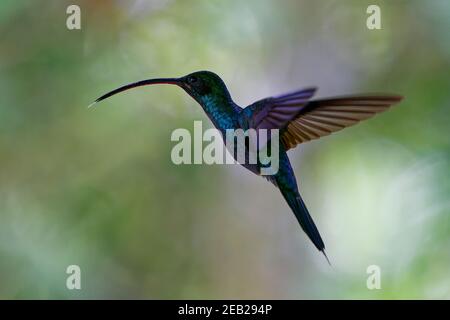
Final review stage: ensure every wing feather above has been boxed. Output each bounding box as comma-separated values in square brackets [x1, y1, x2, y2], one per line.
[247, 87, 317, 130]
[282, 95, 403, 150]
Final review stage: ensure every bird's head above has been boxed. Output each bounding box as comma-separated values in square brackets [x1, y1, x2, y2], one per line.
[90, 70, 231, 107]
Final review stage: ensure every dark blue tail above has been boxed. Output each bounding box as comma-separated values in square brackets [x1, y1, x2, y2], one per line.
[280, 187, 325, 252]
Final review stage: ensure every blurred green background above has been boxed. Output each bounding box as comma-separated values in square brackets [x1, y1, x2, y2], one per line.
[0, 0, 449, 299]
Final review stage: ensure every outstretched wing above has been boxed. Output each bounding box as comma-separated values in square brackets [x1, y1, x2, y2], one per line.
[281, 95, 403, 150]
[245, 87, 317, 130]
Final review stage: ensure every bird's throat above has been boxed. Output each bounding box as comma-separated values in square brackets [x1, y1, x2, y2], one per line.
[198, 95, 240, 132]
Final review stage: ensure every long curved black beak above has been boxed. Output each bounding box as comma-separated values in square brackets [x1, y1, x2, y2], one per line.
[89, 78, 182, 108]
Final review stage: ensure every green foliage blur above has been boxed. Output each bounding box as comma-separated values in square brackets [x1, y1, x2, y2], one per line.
[0, 0, 449, 299]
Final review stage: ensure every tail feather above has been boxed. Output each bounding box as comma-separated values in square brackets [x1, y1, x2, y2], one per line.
[280, 188, 325, 252]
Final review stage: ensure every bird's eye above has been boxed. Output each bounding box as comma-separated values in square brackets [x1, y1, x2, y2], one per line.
[187, 76, 197, 84]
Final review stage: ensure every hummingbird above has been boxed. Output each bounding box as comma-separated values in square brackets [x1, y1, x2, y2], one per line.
[91, 70, 403, 263]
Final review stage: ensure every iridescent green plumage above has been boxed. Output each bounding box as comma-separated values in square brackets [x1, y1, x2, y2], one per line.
[92, 70, 403, 263]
